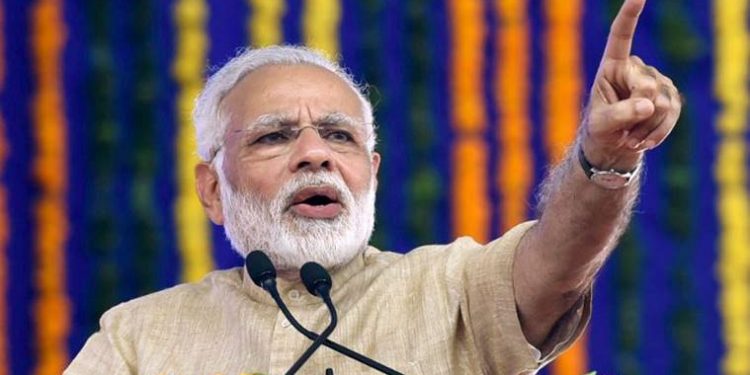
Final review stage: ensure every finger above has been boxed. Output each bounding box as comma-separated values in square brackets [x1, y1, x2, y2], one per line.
[626, 84, 678, 148]
[622, 57, 660, 100]
[603, 0, 647, 61]
[640, 93, 682, 150]
[627, 66, 660, 100]
[588, 97, 655, 137]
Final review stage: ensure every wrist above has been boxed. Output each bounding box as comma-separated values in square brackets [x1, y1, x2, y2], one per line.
[577, 144, 642, 190]
[579, 140, 643, 171]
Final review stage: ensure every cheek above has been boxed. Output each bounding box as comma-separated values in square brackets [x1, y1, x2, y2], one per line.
[232, 162, 286, 199]
[340, 158, 376, 192]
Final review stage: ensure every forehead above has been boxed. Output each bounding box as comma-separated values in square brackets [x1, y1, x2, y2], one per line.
[220, 64, 365, 130]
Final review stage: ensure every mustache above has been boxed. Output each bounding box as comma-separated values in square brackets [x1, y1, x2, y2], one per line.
[276, 172, 353, 210]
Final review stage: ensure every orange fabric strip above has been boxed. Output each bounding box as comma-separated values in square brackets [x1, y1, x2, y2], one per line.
[30, 0, 71, 374]
[544, 0, 583, 163]
[494, 0, 533, 231]
[448, 0, 490, 242]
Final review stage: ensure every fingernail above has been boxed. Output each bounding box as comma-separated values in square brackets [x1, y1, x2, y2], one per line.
[643, 140, 656, 150]
[628, 139, 643, 149]
[635, 99, 652, 114]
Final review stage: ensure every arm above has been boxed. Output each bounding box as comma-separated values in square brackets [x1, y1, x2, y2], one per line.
[512, 0, 682, 347]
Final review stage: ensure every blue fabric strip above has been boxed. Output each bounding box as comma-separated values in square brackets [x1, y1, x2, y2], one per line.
[62, 0, 95, 357]
[207, 0, 248, 270]
[4, 2, 34, 373]
[283, 0, 302, 46]
[380, 1, 410, 252]
[152, 0, 181, 290]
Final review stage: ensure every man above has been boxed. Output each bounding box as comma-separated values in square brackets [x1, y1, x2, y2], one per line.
[66, 0, 680, 373]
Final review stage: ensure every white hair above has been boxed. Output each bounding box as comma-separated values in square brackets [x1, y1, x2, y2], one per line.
[193, 45, 376, 163]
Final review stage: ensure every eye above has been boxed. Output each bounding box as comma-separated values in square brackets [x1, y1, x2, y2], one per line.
[254, 131, 292, 145]
[322, 129, 355, 143]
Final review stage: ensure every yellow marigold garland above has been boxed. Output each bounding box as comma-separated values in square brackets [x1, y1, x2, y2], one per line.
[0, 0, 8, 372]
[543, 1, 588, 374]
[172, 0, 214, 282]
[247, 0, 285, 47]
[30, 0, 70, 374]
[448, 0, 490, 242]
[494, 0, 533, 232]
[303, 0, 341, 58]
[714, 0, 750, 373]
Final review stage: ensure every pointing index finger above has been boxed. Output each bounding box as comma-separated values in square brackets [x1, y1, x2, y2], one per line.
[603, 0, 646, 61]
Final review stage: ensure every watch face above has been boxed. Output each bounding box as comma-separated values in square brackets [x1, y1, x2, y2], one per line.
[591, 171, 630, 189]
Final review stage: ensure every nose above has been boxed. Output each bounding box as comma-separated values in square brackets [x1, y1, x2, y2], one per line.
[288, 126, 335, 172]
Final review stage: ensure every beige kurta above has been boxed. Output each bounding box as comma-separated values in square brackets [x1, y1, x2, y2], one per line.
[65, 221, 590, 375]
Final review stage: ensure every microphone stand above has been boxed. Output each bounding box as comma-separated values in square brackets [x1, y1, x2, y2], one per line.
[246, 251, 402, 375]
[261, 280, 402, 375]
[285, 295, 337, 374]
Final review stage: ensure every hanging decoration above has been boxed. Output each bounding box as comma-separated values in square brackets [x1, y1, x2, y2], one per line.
[448, 0, 490, 242]
[494, 0, 533, 233]
[30, 0, 70, 374]
[247, 0, 285, 47]
[714, 0, 750, 373]
[172, 0, 215, 282]
[303, 0, 340, 57]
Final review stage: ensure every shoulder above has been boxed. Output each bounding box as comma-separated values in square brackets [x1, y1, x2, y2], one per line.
[364, 220, 537, 270]
[99, 268, 244, 330]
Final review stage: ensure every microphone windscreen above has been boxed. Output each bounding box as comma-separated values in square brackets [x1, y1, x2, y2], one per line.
[245, 250, 277, 287]
[300, 262, 332, 296]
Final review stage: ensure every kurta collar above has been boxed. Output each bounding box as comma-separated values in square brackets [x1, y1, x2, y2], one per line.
[240, 247, 371, 307]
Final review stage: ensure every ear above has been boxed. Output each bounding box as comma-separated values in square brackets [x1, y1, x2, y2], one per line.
[371, 151, 381, 185]
[195, 162, 225, 225]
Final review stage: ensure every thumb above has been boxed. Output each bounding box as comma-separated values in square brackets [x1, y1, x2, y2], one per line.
[588, 97, 655, 134]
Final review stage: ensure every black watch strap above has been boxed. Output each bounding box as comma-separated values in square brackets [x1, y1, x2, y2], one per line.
[577, 147, 641, 189]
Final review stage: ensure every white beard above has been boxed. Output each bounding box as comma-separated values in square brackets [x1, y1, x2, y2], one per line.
[218, 169, 376, 273]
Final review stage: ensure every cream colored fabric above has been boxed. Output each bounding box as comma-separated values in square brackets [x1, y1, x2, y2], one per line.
[65, 221, 590, 375]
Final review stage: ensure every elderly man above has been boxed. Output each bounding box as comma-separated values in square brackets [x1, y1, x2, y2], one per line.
[66, 0, 680, 373]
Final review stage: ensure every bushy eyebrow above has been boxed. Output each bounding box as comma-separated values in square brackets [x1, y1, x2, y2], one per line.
[312, 112, 360, 129]
[240, 113, 296, 132]
[237, 111, 363, 132]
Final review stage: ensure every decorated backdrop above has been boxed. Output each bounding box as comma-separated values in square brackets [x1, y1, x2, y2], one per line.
[2, 0, 748, 374]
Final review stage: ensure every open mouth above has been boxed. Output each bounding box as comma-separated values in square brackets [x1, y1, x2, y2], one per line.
[289, 186, 343, 218]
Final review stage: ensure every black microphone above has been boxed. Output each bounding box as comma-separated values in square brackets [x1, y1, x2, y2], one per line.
[244, 251, 403, 375]
[245, 250, 277, 291]
[285, 262, 338, 374]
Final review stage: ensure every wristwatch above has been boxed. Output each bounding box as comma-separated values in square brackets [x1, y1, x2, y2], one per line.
[578, 147, 641, 189]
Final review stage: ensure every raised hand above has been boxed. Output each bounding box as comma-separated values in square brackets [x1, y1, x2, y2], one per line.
[582, 0, 681, 170]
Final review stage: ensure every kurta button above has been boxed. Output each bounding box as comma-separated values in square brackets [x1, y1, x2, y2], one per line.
[289, 289, 301, 300]
[281, 319, 290, 328]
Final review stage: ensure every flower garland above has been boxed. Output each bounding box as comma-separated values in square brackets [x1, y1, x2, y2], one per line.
[714, 0, 750, 373]
[543, 0, 582, 163]
[542, 1, 588, 374]
[30, 0, 70, 373]
[448, 0, 490, 241]
[303, 0, 341, 57]
[172, 0, 214, 282]
[247, 0, 285, 47]
[494, 0, 533, 233]
[0, 0, 8, 372]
